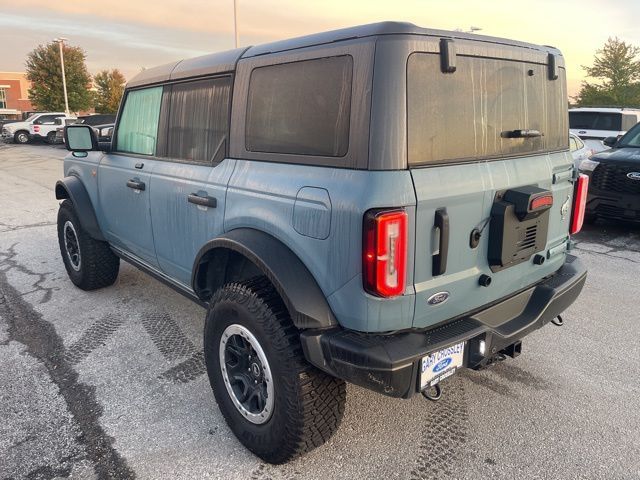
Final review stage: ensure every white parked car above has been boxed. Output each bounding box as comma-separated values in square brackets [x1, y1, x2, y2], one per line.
[569, 133, 593, 169]
[569, 107, 640, 153]
[1, 112, 66, 144]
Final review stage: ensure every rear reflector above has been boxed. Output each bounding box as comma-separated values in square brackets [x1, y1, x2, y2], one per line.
[530, 195, 553, 210]
[363, 209, 408, 298]
[570, 174, 589, 234]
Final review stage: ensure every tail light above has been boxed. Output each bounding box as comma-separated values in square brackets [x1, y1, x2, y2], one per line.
[570, 174, 589, 234]
[33, 125, 40, 132]
[363, 209, 408, 297]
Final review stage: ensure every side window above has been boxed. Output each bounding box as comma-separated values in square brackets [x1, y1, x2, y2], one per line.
[245, 56, 353, 157]
[116, 86, 163, 155]
[164, 77, 231, 163]
[575, 137, 585, 149]
[569, 137, 577, 151]
[34, 115, 60, 125]
[622, 114, 638, 131]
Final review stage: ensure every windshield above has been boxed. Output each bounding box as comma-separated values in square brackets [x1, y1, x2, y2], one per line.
[569, 112, 622, 131]
[617, 122, 640, 147]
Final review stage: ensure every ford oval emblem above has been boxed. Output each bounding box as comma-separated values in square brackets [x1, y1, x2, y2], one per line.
[433, 357, 452, 373]
[427, 291, 450, 306]
[627, 172, 640, 181]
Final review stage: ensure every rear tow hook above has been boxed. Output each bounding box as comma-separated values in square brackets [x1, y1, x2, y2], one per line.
[551, 315, 564, 327]
[421, 384, 442, 402]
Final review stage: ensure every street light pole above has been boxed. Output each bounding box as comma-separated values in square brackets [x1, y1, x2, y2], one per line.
[233, 0, 239, 48]
[54, 38, 70, 115]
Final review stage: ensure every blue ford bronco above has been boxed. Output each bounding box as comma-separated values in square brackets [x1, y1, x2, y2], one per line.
[57, 22, 588, 463]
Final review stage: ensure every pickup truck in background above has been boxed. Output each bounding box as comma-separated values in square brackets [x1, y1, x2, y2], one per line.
[54, 114, 116, 144]
[1, 112, 67, 144]
[30, 115, 76, 143]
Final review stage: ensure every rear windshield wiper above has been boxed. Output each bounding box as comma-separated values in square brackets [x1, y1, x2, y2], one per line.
[501, 129, 543, 139]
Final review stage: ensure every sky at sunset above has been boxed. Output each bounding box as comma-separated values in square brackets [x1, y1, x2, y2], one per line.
[1, 0, 639, 98]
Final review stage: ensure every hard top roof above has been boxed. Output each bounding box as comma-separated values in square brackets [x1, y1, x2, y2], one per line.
[127, 21, 562, 88]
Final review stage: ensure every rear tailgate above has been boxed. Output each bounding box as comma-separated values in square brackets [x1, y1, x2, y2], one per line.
[407, 43, 572, 329]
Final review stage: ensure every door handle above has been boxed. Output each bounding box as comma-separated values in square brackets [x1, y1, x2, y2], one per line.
[126, 179, 145, 191]
[432, 208, 449, 276]
[187, 193, 217, 208]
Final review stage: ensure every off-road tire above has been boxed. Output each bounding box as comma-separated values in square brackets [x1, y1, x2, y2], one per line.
[204, 277, 346, 464]
[14, 130, 29, 144]
[57, 199, 119, 290]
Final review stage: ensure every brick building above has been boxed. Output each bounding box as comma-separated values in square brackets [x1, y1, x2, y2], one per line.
[0, 72, 34, 120]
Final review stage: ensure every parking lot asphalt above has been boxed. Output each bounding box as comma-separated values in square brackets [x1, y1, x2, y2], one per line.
[0, 142, 639, 480]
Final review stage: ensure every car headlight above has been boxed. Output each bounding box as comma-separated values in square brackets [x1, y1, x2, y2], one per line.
[579, 158, 600, 172]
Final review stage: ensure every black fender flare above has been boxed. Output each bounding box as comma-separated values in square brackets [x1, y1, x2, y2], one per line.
[192, 228, 337, 330]
[55, 176, 105, 241]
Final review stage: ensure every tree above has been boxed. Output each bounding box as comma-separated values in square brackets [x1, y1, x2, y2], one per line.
[93, 69, 126, 114]
[25, 42, 93, 112]
[575, 37, 640, 107]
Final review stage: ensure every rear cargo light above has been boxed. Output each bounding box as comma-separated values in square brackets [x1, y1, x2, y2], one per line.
[570, 174, 589, 234]
[530, 194, 553, 210]
[363, 209, 408, 298]
[33, 125, 40, 132]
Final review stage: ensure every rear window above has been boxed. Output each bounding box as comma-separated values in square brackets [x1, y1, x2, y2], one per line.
[408, 53, 567, 165]
[569, 112, 622, 131]
[245, 56, 353, 157]
[163, 76, 231, 164]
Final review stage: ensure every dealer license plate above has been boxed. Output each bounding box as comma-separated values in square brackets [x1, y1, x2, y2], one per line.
[420, 341, 466, 389]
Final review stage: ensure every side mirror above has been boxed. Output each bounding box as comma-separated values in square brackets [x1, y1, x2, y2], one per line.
[603, 136, 618, 148]
[65, 124, 98, 152]
[99, 126, 114, 138]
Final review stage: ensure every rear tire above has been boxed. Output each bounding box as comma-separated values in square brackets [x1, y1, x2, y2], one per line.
[204, 277, 346, 464]
[14, 131, 29, 144]
[57, 199, 119, 290]
[46, 132, 57, 144]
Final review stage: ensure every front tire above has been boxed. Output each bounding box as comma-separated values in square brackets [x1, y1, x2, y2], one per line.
[14, 131, 29, 144]
[204, 277, 346, 463]
[57, 199, 120, 290]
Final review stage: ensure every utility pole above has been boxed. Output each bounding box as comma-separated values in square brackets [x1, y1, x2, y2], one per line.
[233, 0, 239, 48]
[54, 37, 70, 115]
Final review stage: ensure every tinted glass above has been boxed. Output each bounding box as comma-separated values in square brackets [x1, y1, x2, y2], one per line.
[622, 114, 638, 131]
[569, 112, 622, 131]
[35, 115, 61, 124]
[164, 77, 231, 163]
[408, 54, 567, 165]
[116, 87, 162, 155]
[617, 122, 640, 147]
[246, 56, 353, 157]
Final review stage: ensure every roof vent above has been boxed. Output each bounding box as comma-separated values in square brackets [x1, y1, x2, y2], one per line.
[440, 39, 456, 73]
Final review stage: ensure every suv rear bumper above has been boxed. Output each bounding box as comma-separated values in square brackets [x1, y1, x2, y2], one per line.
[301, 255, 587, 399]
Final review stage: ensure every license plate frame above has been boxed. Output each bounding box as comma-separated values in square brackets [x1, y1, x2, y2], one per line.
[420, 341, 466, 389]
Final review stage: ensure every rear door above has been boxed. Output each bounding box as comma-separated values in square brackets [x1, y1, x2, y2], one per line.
[149, 76, 234, 287]
[407, 47, 572, 329]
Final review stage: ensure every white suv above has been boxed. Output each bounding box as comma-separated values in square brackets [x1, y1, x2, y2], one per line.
[569, 107, 640, 152]
[1, 112, 67, 144]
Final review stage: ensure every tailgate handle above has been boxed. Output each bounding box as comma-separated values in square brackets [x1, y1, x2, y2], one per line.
[432, 208, 449, 276]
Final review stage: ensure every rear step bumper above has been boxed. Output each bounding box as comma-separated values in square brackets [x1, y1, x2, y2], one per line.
[300, 254, 587, 399]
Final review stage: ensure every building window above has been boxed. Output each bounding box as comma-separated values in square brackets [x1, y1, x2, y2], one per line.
[0, 88, 7, 109]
